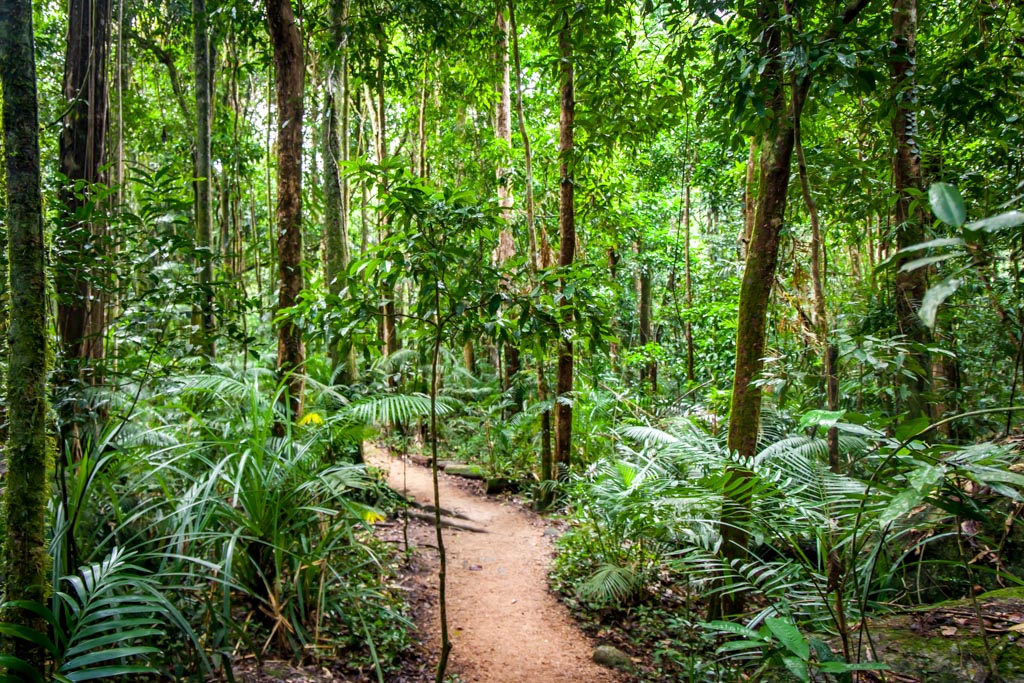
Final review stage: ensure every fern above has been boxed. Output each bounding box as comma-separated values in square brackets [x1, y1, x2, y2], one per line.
[0, 547, 189, 682]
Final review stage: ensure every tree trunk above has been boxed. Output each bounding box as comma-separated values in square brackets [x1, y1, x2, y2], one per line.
[554, 9, 575, 473]
[57, 0, 110, 375]
[266, 0, 305, 419]
[715, 0, 870, 619]
[740, 138, 757, 259]
[684, 183, 695, 384]
[510, 0, 553, 494]
[637, 239, 656, 393]
[374, 33, 399, 363]
[890, 0, 930, 418]
[0, 0, 49, 667]
[324, 0, 356, 383]
[793, 86, 840, 471]
[193, 0, 215, 358]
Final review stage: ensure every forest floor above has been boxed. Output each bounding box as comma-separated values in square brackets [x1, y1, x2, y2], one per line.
[366, 444, 624, 683]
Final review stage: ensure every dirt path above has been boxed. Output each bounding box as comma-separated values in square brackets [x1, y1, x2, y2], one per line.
[368, 446, 622, 683]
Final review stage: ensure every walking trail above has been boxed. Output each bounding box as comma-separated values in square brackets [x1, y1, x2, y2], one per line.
[367, 445, 622, 683]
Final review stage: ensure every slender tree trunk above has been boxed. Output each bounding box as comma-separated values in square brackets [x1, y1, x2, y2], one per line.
[684, 183, 695, 384]
[193, 0, 215, 357]
[0, 0, 49, 666]
[720, 7, 794, 614]
[417, 62, 429, 179]
[890, 0, 930, 418]
[266, 0, 305, 419]
[510, 0, 552, 491]
[374, 34, 399, 362]
[740, 138, 757, 259]
[553, 9, 575, 473]
[494, 2, 514, 248]
[324, 0, 356, 383]
[793, 87, 840, 471]
[637, 238, 656, 393]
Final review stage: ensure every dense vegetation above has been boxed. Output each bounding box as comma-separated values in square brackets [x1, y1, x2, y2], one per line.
[2, 0, 1024, 680]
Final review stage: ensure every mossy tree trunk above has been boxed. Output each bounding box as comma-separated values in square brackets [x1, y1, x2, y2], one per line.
[716, 0, 870, 619]
[266, 0, 305, 420]
[718, 4, 792, 619]
[553, 7, 575, 474]
[0, 0, 50, 668]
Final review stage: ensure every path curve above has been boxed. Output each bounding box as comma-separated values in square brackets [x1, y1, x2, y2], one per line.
[368, 446, 622, 683]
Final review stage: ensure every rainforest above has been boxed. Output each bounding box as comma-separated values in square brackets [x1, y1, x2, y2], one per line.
[1, 0, 1024, 681]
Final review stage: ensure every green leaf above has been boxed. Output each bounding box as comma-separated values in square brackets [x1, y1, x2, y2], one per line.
[919, 277, 961, 330]
[965, 210, 1024, 234]
[896, 237, 966, 254]
[716, 639, 769, 654]
[0, 656, 45, 683]
[898, 253, 961, 273]
[879, 487, 924, 527]
[701, 620, 762, 640]
[765, 617, 809, 660]
[63, 664, 158, 682]
[782, 656, 810, 682]
[818, 661, 890, 673]
[895, 416, 931, 441]
[61, 646, 160, 672]
[909, 463, 946, 492]
[929, 183, 966, 227]
[0, 623, 59, 656]
[799, 409, 845, 429]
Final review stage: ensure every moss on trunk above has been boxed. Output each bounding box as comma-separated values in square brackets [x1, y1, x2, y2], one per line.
[1, 0, 50, 668]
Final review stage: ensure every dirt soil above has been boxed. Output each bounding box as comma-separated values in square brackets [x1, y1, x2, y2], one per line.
[368, 445, 623, 683]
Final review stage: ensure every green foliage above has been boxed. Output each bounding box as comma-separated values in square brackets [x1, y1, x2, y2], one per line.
[0, 547, 191, 682]
[553, 407, 1024, 678]
[36, 363, 415, 677]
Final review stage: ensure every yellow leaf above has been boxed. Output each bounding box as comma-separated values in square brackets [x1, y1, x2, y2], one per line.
[298, 411, 323, 426]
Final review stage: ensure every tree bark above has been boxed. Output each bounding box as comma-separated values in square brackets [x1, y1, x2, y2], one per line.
[890, 0, 930, 418]
[193, 0, 215, 357]
[637, 238, 656, 393]
[553, 10, 575, 474]
[510, 0, 553, 492]
[324, 0, 356, 383]
[0, 0, 49, 667]
[716, 0, 870, 618]
[793, 85, 840, 471]
[684, 183, 695, 384]
[57, 0, 110, 375]
[266, 0, 305, 419]
[740, 138, 757, 259]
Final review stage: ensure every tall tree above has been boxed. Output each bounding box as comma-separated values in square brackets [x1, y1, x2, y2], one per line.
[266, 0, 305, 418]
[324, 0, 356, 383]
[510, 0, 553, 490]
[890, 0, 930, 418]
[553, 7, 575, 473]
[1, 0, 49, 667]
[717, 0, 870, 617]
[57, 0, 111, 375]
[193, 0, 215, 357]
[637, 237, 656, 392]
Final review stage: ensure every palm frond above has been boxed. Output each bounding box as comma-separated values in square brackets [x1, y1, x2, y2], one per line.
[577, 562, 645, 605]
[346, 393, 459, 425]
